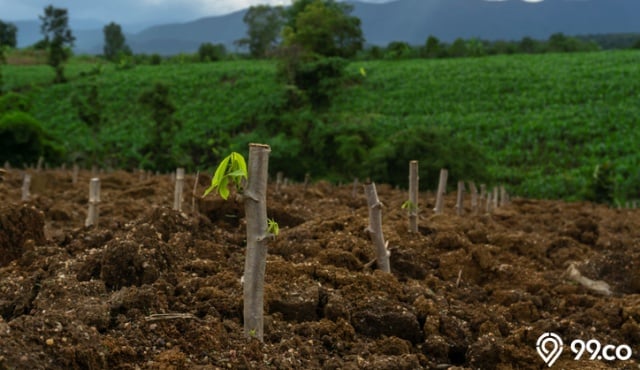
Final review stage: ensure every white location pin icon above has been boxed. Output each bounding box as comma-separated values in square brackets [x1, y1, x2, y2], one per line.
[536, 332, 564, 367]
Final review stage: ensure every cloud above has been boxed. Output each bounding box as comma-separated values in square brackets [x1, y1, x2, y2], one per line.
[1, 0, 398, 24]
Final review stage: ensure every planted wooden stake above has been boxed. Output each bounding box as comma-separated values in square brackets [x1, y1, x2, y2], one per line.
[85, 178, 101, 227]
[3, 161, 9, 170]
[500, 186, 509, 207]
[408, 161, 419, 233]
[275, 171, 283, 194]
[469, 182, 479, 214]
[72, 164, 79, 185]
[352, 178, 359, 199]
[36, 157, 44, 172]
[173, 168, 185, 211]
[22, 173, 31, 201]
[192, 171, 200, 212]
[455, 181, 465, 216]
[492, 187, 499, 209]
[304, 173, 311, 191]
[243, 143, 271, 341]
[485, 186, 492, 214]
[364, 182, 391, 273]
[434, 168, 448, 215]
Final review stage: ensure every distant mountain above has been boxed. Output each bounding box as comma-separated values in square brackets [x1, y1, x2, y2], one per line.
[11, 0, 640, 55]
[353, 0, 640, 45]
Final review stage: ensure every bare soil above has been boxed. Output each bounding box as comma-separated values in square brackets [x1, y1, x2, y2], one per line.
[1, 169, 640, 369]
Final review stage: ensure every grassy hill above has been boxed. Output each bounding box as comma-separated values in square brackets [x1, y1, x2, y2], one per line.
[2, 50, 639, 202]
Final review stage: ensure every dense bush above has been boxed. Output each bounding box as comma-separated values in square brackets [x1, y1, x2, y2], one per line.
[198, 42, 226, 62]
[365, 124, 489, 190]
[0, 92, 31, 114]
[0, 111, 63, 166]
[278, 53, 348, 109]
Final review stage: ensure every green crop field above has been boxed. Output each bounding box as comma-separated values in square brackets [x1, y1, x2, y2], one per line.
[2, 50, 639, 202]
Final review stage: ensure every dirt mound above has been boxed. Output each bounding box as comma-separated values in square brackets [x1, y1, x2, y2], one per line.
[1, 168, 640, 369]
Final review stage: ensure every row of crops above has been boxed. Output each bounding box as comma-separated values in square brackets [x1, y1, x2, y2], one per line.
[330, 51, 640, 200]
[2, 50, 639, 201]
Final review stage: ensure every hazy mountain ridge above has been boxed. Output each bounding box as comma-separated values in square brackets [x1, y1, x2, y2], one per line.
[11, 0, 640, 55]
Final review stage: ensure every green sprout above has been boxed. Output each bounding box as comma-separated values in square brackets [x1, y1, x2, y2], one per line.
[203, 152, 248, 200]
[267, 218, 280, 236]
[401, 200, 417, 211]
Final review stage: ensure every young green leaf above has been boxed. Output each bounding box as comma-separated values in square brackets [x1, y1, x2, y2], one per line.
[203, 152, 248, 200]
[401, 200, 416, 211]
[267, 218, 279, 236]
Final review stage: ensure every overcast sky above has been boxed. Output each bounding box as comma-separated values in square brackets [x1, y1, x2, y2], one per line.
[1, 0, 395, 25]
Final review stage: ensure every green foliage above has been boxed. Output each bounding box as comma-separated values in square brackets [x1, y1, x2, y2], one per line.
[279, 55, 348, 109]
[39, 5, 75, 83]
[423, 36, 443, 58]
[267, 218, 280, 236]
[103, 22, 131, 61]
[0, 111, 62, 165]
[385, 41, 414, 60]
[448, 38, 468, 58]
[0, 48, 4, 93]
[138, 82, 182, 171]
[585, 163, 616, 204]
[237, 5, 284, 58]
[149, 54, 162, 65]
[71, 82, 103, 165]
[283, 0, 363, 58]
[401, 200, 417, 211]
[204, 152, 248, 200]
[0, 92, 31, 114]
[365, 124, 488, 190]
[7, 52, 640, 202]
[0, 20, 17, 48]
[72, 83, 101, 130]
[198, 42, 226, 62]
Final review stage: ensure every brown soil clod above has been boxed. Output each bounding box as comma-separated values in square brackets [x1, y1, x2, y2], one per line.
[0, 169, 640, 369]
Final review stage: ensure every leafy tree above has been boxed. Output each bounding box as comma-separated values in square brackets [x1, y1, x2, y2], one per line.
[423, 35, 442, 58]
[466, 38, 487, 57]
[448, 38, 468, 58]
[282, 0, 363, 58]
[198, 42, 226, 62]
[39, 5, 75, 83]
[366, 45, 383, 60]
[518, 36, 538, 53]
[277, 0, 363, 109]
[489, 40, 517, 55]
[103, 22, 131, 61]
[237, 5, 284, 58]
[0, 21, 17, 48]
[149, 53, 162, 65]
[385, 41, 413, 60]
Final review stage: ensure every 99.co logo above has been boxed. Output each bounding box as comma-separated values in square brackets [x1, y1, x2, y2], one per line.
[536, 332, 632, 367]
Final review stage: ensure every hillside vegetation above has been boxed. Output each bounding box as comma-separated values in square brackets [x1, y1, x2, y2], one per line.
[1, 50, 639, 202]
